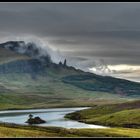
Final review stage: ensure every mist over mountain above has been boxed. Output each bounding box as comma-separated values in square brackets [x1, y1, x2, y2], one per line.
[0, 41, 75, 79]
[0, 40, 139, 110]
[0, 41, 52, 64]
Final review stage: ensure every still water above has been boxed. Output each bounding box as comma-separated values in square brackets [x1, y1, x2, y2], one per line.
[0, 107, 107, 129]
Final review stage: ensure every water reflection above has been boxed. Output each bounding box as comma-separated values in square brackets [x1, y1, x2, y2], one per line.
[0, 107, 107, 129]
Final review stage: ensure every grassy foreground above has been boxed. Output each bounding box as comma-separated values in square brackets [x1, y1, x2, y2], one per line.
[0, 99, 139, 137]
[0, 123, 140, 137]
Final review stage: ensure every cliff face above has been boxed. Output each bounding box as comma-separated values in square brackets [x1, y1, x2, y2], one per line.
[0, 59, 44, 74]
[0, 41, 75, 76]
[0, 41, 54, 78]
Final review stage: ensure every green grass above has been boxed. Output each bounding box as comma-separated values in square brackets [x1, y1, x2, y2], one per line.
[86, 109, 140, 128]
[0, 123, 140, 137]
[0, 72, 129, 110]
[68, 128, 140, 137]
[65, 100, 140, 128]
[0, 73, 126, 100]
[0, 126, 59, 137]
[0, 92, 127, 111]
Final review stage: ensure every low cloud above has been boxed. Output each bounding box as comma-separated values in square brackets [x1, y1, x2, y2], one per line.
[0, 3, 140, 82]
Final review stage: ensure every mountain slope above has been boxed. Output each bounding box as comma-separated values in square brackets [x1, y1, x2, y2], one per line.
[0, 41, 139, 109]
[62, 74, 140, 97]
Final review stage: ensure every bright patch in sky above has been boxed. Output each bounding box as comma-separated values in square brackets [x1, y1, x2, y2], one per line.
[89, 64, 140, 73]
[89, 64, 140, 82]
[108, 65, 140, 71]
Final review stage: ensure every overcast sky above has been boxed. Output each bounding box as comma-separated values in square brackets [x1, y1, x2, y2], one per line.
[0, 2, 140, 82]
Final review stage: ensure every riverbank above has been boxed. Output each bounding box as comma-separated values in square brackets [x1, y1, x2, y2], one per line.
[0, 107, 106, 129]
[65, 100, 140, 128]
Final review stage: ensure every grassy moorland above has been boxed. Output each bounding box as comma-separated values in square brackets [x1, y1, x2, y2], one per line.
[0, 43, 139, 137]
[0, 100, 139, 137]
[0, 123, 140, 137]
[65, 100, 140, 128]
[0, 91, 128, 111]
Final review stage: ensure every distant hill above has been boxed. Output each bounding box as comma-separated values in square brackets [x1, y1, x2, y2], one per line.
[0, 41, 139, 110]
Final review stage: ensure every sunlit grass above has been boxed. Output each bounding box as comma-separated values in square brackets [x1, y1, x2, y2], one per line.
[0, 125, 140, 137]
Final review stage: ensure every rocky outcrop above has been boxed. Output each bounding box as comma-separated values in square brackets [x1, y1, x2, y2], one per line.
[25, 116, 46, 124]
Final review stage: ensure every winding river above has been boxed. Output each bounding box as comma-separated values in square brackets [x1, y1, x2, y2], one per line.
[0, 107, 107, 129]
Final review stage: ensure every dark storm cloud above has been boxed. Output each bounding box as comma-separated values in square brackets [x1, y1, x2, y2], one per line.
[0, 3, 140, 81]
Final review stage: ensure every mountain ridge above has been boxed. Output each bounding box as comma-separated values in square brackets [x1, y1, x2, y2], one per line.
[0, 41, 139, 110]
